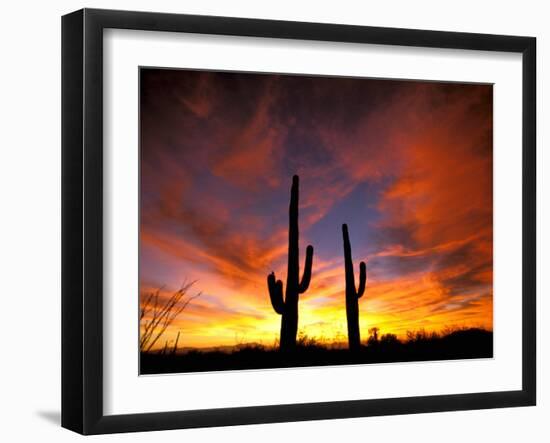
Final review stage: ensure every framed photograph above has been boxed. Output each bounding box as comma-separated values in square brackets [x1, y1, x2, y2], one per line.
[62, 8, 536, 434]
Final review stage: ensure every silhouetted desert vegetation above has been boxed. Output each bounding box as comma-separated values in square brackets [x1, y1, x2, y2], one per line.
[140, 327, 493, 374]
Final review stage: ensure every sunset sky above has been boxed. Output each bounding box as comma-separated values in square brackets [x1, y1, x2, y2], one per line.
[139, 68, 493, 350]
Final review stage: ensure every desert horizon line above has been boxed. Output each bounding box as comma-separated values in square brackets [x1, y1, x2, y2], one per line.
[141, 324, 493, 352]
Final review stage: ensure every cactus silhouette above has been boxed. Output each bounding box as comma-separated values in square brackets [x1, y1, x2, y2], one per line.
[268, 175, 314, 351]
[342, 224, 366, 351]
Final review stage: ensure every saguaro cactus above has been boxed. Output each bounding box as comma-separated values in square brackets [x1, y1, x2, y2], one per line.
[342, 224, 366, 351]
[268, 175, 314, 351]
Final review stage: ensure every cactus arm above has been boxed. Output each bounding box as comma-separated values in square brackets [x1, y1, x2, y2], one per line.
[357, 261, 366, 298]
[299, 245, 314, 293]
[267, 272, 285, 315]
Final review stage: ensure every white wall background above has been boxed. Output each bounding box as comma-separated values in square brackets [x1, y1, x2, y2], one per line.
[0, 1, 546, 441]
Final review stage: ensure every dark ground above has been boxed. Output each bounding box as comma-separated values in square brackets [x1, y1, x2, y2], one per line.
[140, 328, 493, 375]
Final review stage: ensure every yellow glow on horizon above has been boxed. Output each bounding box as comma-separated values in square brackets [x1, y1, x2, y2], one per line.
[141, 270, 492, 351]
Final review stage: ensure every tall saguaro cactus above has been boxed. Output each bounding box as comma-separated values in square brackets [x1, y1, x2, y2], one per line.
[268, 175, 314, 351]
[342, 224, 366, 351]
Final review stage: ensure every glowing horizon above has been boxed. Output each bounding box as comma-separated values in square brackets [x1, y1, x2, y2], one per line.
[139, 69, 493, 351]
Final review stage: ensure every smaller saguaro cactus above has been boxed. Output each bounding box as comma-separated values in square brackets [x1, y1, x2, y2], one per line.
[342, 223, 367, 351]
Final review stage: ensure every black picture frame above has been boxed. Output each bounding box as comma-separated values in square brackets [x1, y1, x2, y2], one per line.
[61, 8, 536, 435]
